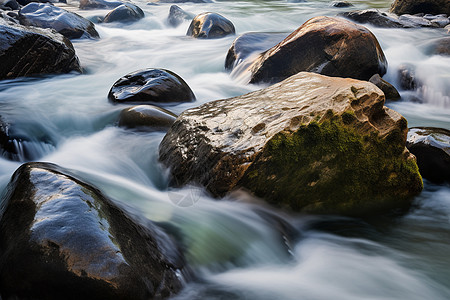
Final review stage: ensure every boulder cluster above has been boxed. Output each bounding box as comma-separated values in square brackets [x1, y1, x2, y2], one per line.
[0, 0, 449, 298]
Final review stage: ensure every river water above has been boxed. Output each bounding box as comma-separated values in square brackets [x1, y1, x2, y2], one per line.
[1, 0, 450, 298]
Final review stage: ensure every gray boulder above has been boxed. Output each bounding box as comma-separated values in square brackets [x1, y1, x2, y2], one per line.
[187, 12, 235, 39]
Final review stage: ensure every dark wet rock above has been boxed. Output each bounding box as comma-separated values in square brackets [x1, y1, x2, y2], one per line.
[406, 127, 450, 183]
[80, 0, 124, 10]
[103, 3, 144, 23]
[0, 116, 55, 161]
[398, 63, 418, 90]
[0, 0, 19, 10]
[423, 13, 450, 27]
[19, 3, 99, 39]
[118, 105, 177, 131]
[369, 74, 401, 100]
[398, 14, 433, 27]
[390, 0, 450, 16]
[225, 32, 289, 72]
[0, 18, 81, 80]
[187, 12, 235, 39]
[247, 16, 387, 84]
[108, 68, 195, 104]
[338, 9, 408, 28]
[426, 37, 450, 55]
[331, 1, 353, 7]
[167, 5, 193, 27]
[159, 72, 422, 217]
[0, 162, 185, 300]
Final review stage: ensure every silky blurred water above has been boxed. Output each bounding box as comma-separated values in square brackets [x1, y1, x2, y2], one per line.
[0, 0, 449, 298]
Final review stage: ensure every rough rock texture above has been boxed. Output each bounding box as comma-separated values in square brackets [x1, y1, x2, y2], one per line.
[406, 127, 450, 183]
[247, 16, 387, 84]
[186, 12, 235, 39]
[225, 32, 289, 71]
[80, 0, 124, 10]
[19, 3, 99, 39]
[118, 105, 177, 131]
[167, 5, 193, 27]
[0, 18, 81, 80]
[108, 68, 195, 104]
[369, 74, 400, 100]
[0, 162, 184, 300]
[159, 72, 423, 216]
[390, 0, 450, 16]
[103, 3, 144, 23]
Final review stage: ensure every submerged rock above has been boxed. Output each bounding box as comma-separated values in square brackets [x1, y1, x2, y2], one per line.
[103, 3, 144, 23]
[108, 68, 195, 104]
[406, 127, 450, 183]
[398, 63, 418, 90]
[167, 5, 193, 27]
[0, 162, 184, 299]
[186, 12, 235, 39]
[246, 16, 387, 84]
[118, 105, 177, 131]
[0, 18, 81, 80]
[369, 74, 401, 100]
[159, 72, 423, 217]
[390, 0, 450, 16]
[19, 3, 99, 39]
[338, 9, 407, 28]
[426, 37, 450, 56]
[225, 32, 289, 71]
[80, 0, 125, 10]
[331, 1, 353, 7]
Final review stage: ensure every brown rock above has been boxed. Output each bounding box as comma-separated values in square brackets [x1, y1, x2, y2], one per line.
[390, 0, 450, 16]
[369, 74, 401, 100]
[248, 16, 387, 84]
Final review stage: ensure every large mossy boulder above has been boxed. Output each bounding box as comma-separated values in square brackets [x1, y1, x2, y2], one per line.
[108, 68, 195, 104]
[19, 3, 99, 39]
[0, 18, 81, 80]
[245, 16, 387, 84]
[406, 127, 450, 183]
[186, 12, 235, 39]
[0, 162, 184, 300]
[390, 0, 450, 16]
[159, 72, 423, 216]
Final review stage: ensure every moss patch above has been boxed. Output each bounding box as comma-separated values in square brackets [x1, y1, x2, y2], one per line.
[239, 113, 423, 216]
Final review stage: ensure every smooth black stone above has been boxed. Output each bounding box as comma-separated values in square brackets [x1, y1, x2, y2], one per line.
[0, 162, 185, 299]
[108, 68, 196, 104]
[167, 5, 192, 27]
[19, 3, 99, 39]
[406, 127, 450, 183]
[103, 3, 144, 23]
[0, 0, 19, 10]
[118, 105, 177, 131]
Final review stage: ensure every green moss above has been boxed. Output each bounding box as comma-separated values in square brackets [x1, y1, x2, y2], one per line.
[239, 113, 423, 216]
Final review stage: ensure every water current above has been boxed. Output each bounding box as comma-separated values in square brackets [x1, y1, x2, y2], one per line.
[0, 0, 449, 298]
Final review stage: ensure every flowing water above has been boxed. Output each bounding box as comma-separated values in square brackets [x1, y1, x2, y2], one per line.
[1, 0, 450, 298]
